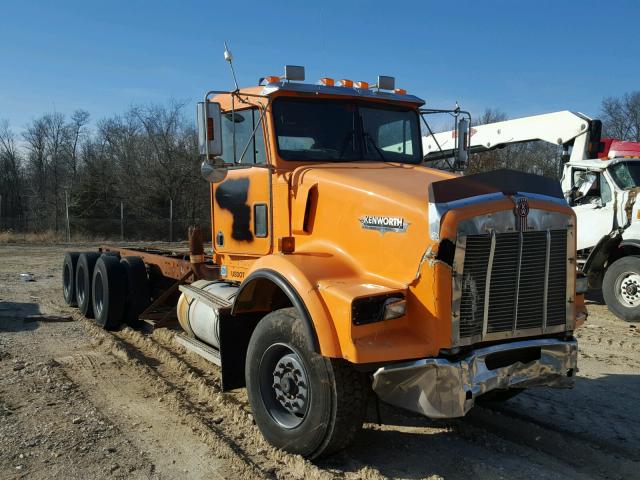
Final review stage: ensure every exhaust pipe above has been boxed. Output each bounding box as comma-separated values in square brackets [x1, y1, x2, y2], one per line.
[188, 225, 218, 281]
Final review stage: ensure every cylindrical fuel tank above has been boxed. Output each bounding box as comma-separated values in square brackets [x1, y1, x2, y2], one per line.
[177, 280, 238, 349]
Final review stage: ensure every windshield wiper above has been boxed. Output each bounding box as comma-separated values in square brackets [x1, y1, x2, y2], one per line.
[363, 132, 386, 161]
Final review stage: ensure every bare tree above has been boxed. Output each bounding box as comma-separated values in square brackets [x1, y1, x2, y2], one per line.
[0, 120, 24, 226]
[601, 91, 640, 141]
[66, 110, 90, 177]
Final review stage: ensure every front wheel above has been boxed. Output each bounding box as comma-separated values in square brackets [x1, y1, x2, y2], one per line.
[603, 255, 640, 322]
[245, 308, 368, 459]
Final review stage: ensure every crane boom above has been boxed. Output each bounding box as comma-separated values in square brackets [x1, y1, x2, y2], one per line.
[423, 110, 595, 164]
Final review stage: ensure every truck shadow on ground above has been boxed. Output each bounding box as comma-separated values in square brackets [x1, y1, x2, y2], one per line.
[0, 302, 41, 332]
[585, 289, 605, 305]
[318, 373, 640, 479]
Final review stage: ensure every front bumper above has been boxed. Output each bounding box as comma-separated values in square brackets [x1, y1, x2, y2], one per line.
[372, 338, 577, 419]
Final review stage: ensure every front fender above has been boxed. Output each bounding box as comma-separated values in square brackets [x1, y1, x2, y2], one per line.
[621, 222, 640, 245]
[237, 253, 442, 363]
[237, 254, 345, 358]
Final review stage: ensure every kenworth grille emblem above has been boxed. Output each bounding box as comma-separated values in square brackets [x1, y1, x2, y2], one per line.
[359, 215, 408, 233]
[515, 197, 529, 231]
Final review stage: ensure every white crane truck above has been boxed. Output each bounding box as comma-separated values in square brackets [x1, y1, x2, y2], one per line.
[424, 111, 640, 321]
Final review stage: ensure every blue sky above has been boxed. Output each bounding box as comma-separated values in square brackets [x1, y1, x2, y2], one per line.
[1, 0, 638, 132]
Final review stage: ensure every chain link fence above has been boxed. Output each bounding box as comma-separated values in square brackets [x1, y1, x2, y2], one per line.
[0, 215, 211, 242]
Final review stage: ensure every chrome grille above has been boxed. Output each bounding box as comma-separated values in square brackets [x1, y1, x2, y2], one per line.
[458, 230, 568, 340]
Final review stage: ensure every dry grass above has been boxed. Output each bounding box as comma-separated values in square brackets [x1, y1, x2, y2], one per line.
[0, 230, 109, 244]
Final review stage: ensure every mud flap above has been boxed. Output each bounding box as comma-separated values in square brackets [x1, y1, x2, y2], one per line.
[583, 229, 623, 289]
[219, 311, 262, 391]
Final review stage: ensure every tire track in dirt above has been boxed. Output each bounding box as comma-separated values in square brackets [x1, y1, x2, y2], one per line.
[465, 405, 640, 480]
[129, 327, 592, 480]
[114, 323, 634, 480]
[73, 315, 384, 480]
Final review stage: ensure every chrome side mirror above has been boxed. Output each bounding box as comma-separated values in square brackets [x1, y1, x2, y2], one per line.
[455, 118, 470, 170]
[200, 157, 229, 183]
[197, 101, 222, 157]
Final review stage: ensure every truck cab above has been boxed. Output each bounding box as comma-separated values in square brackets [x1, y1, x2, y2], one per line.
[562, 157, 640, 319]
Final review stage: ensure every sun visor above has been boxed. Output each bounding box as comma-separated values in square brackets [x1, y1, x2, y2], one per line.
[429, 169, 564, 204]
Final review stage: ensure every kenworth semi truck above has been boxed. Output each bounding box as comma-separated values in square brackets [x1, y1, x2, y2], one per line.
[62, 66, 583, 458]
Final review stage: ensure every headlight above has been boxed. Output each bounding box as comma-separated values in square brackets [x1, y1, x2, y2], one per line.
[382, 297, 407, 320]
[352, 294, 406, 325]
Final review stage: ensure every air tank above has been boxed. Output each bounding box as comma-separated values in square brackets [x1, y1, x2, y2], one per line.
[177, 280, 238, 349]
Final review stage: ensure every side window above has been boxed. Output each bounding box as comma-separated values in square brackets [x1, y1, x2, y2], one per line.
[572, 169, 612, 205]
[378, 119, 414, 155]
[220, 108, 267, 164]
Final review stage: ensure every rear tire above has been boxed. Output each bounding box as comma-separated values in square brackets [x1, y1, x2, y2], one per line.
[120, 256, 150, 327]
[92, 255, 127, 330]
[603, 255, 640, 322]
[75, 253, 101, 318]
[62, 252, 80, 306]
[245, 307, 367, 459]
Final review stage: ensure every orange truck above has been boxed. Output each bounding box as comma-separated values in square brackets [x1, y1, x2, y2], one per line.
[61, 65, 585, 459]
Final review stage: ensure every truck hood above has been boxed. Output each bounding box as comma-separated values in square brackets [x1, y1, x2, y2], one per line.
[291, 162, 455, 219]
[289, 164, 568, 286]
[288, 163, 456, 286]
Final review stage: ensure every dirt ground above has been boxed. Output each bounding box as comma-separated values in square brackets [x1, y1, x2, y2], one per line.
[1, 244, 639, 480]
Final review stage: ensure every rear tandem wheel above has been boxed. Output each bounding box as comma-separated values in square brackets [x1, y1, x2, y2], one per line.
[62, 252, 80, 306]
[75, 252, 101, 318]
[92, 255, 127, 330]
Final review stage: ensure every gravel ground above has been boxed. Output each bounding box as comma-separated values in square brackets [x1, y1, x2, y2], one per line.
[1, 244, 639, 480]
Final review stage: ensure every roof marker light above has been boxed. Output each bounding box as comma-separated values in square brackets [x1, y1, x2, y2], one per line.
[320, 77, 334, 86]
[261, 76, 281, 85]
[355, 81, 369, 89]
[339, 79, 354, 88]
[394, 88, 407, 95]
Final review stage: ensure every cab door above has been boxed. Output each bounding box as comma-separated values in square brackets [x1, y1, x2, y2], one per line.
[212, 107, 271, 256]
[570, 168, 615, 250]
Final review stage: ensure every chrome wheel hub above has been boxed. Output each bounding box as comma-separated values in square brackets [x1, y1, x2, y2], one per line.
[617, 272, 640, 307]
[272, 353, 308, 415]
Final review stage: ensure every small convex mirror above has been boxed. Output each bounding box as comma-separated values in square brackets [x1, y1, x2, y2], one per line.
[201, 157, 229, 183]
[377, 75, 395, 90]
[284, 65, 305, 81]
[197, 101, 222, 157]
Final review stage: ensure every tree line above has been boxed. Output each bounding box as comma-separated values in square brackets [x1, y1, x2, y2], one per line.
[0, 102, 208, 240]
[0, 92, 638, 239]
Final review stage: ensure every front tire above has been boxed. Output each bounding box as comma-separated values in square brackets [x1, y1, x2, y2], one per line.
[245, 308, 367, 459]
[603, 255, 640, 322]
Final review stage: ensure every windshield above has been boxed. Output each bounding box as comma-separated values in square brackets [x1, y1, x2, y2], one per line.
[272, 98, 422, 163]
[608, 161, 640, 189]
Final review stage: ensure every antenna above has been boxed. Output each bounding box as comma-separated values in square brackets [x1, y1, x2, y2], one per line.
[224, 41, 240, 91]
